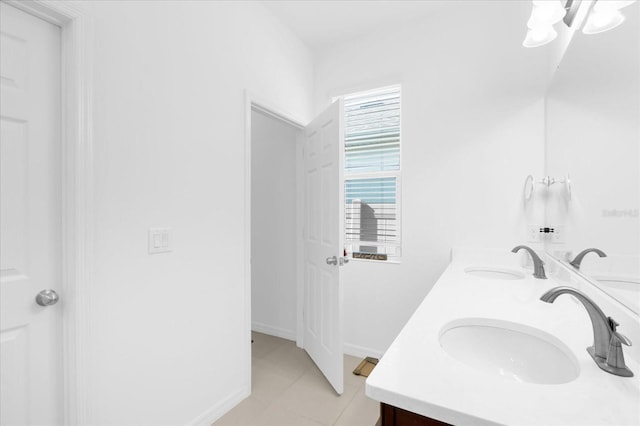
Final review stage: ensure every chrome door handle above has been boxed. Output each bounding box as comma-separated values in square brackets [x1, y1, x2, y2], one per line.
[35, 289, 59, 307]
[326, 256, 338, 265]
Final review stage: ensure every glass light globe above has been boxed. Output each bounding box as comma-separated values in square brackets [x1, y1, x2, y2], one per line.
[583, 9, 626, 33]
[593, 0, 636, 13]
[529, 2, 567, 27]
[523, 26, 558, 47]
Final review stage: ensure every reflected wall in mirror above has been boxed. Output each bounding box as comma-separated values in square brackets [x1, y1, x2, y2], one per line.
[545, 3, 639, 314]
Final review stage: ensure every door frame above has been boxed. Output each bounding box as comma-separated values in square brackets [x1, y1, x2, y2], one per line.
[243, 90, 306, 389]
[1, 1, 93, 424]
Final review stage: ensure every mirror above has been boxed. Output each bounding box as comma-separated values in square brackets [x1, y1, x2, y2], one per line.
[545, 3, 639, 314]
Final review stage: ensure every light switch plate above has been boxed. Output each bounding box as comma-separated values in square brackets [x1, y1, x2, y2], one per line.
[527, 224, 565, 243]
[148, 228, 172, 254]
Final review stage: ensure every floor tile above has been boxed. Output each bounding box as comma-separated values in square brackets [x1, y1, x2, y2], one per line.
[213, 396, 268, 426]
[272, 372, 359, 425]
[335, 388, 380, 426]
[215, 332, 380, 426]
[262, 342, 315, 381]
[251, 332, 284, 359]
[248, 403, 325, 426]
[343, 354, 370, 388]
[250, 358, 298, 404]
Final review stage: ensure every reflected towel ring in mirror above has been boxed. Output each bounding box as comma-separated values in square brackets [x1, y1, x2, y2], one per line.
[541, 176, 556, 186]
[524, 174, 535, 200]
[523, 174, 572, 201]
[544, 174, 572, 201]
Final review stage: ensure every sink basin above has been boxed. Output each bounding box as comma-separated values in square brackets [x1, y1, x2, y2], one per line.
[464, 267, 525, 280]
[439, 319, 579, 384]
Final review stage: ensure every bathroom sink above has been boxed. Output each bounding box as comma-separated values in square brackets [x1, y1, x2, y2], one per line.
[439, 319, 579, 384]
[464, 267, 525, 280]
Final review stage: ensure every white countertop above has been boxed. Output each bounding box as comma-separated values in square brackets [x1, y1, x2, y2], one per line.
[365, 252, 640, 425]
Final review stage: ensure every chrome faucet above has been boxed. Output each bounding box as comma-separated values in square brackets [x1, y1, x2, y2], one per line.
[511, 245, 546, 279]
[570, 248, 607, 269]
[540, 286, 633, 377]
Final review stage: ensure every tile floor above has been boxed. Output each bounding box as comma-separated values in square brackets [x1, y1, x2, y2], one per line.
[213, 332, 381, 426]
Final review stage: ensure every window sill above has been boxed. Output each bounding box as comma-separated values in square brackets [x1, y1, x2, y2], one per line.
[348, 258, 402, 265]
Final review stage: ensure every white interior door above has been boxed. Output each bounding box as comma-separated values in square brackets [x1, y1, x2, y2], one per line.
[303, 100, 345, 395]
[0, 3, 63, 425]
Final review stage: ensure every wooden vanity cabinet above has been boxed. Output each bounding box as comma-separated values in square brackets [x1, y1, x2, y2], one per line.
[380, 403, 453, 426]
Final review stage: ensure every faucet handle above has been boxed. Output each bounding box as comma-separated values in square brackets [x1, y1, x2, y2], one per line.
[605, 316, 633, 376]
[608, 317, 632, 346]
[613, 332, 632, 347]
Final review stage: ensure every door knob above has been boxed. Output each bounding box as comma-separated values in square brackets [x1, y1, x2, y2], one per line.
[35, 289, 59, 307]
[326, 256, 338, 265]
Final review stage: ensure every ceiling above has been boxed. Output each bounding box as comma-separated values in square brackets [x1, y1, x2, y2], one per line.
[262, 0, 451, 51]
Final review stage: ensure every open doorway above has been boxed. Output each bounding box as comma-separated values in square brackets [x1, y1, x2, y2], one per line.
[245, 95, 346, 399]
[250, 106, 301, 340]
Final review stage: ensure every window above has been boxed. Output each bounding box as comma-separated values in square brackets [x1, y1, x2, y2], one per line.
[342, 85, 401, 259]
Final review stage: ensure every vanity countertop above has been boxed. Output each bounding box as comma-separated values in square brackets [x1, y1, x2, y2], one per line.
[365, 253, 640, 425]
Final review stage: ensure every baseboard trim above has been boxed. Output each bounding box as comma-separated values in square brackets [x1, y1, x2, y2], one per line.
[344, 342, 384, 360]
[251, 322, 296, 341]
[186, 386, 249, 426]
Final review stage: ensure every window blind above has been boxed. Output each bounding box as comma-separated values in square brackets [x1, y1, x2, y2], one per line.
[345, 177, 398, 246]
[344, 86, 400, 173]
[343, 85, 401, 257]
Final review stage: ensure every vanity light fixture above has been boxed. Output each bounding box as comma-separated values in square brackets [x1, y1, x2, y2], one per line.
[523, 0, 566, 47]
[523, 0, 638, 47]
[583, 0, 636, 34]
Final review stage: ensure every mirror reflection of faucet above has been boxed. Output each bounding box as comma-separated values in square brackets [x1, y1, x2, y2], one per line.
[540, 286, 633, 377]
[570, 248, 607, 269]
[511, 245, 547, 279]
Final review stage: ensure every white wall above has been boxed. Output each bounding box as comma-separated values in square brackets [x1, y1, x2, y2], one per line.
[251, 109, 298, 340]
[84, 1, 313, 425]
[314, 1, 549, 357]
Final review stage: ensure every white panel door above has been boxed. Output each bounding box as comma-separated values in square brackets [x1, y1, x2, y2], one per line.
[0, 3, 63, 425]
[303, 100, 345, 395]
